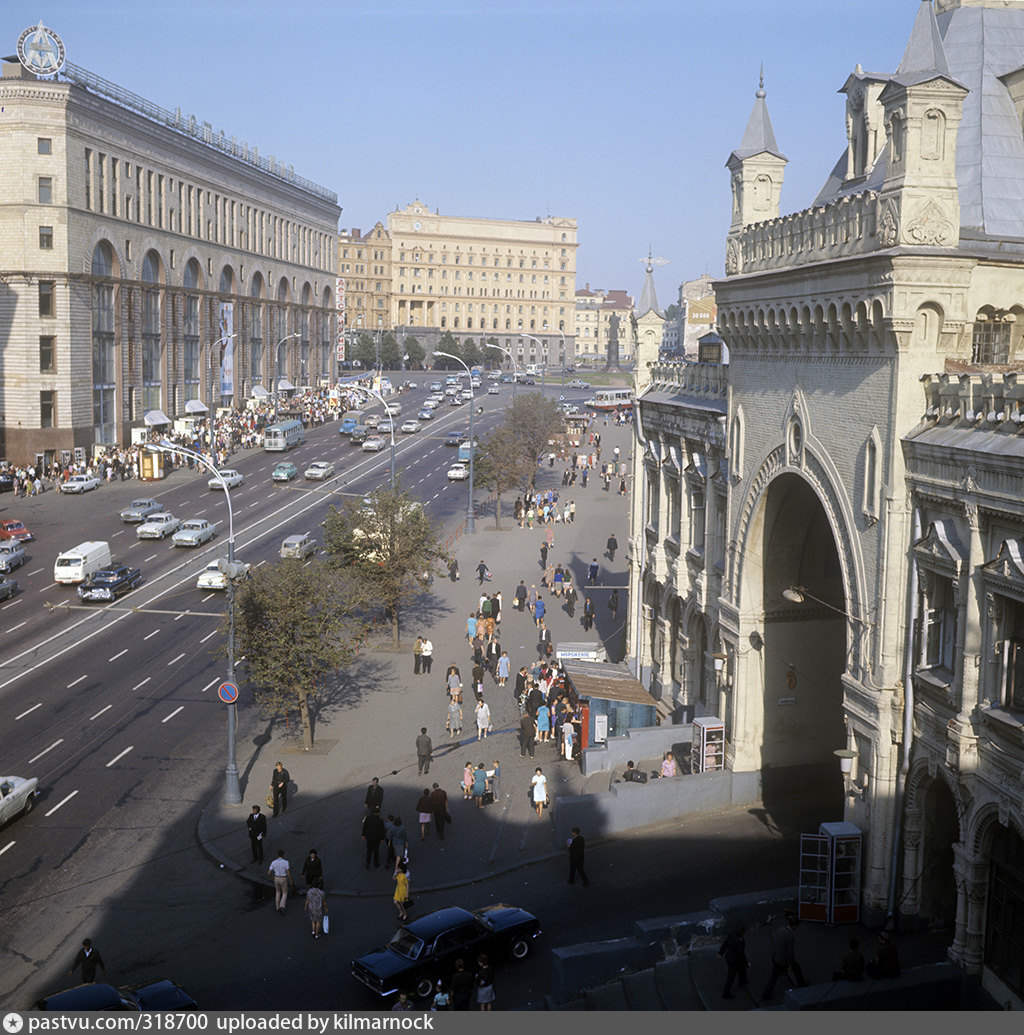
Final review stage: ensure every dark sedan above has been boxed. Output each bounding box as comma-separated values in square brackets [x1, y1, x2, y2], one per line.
[77, 565, 142, 602]
[444, 431, 463, 447]
[351, 904, 540, 1000]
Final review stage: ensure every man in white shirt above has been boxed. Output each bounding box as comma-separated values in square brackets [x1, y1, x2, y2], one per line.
[420, 638, 433, 675]
[268, 850, 291, 914]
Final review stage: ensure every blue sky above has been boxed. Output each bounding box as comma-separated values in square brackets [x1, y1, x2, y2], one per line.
[6, 1, 923, 304]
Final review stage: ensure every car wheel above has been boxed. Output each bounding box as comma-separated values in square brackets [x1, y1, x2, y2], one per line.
[511, 937, 530, 960]
[413, 976, 434, 1000]
[22, 794, 34, 815]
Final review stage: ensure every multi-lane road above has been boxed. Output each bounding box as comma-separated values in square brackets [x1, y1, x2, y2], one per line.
[0, 378, 546, 1005]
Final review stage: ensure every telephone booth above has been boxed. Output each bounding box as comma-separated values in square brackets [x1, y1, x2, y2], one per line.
[798, 821, 863, 924]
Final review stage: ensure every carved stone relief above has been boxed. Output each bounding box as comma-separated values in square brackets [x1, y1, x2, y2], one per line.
[906, 201, 956, 247]
[878, 202, 899, 247]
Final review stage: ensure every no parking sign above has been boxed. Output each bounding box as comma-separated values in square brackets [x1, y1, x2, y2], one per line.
[218, 681, 239, 704]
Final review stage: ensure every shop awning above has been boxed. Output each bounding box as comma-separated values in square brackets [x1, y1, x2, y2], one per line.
[143, 409, 172, 426]
[184, 399, 209, 414]
[277, 379, 296, 392]
[250, 385, 270, 399]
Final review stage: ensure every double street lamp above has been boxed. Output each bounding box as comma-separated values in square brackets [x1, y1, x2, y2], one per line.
[486, 342, 519, 404]
[521, 332, 547, 391]
[434, 350, 476, 534]
[272, 332, 301, 422]
[145, 440, 244, 806]
[357, 382, 397, 489]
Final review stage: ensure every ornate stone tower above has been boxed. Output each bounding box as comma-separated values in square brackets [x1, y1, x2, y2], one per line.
[725, 74, 788, 276]
[632, 251, 666, 394]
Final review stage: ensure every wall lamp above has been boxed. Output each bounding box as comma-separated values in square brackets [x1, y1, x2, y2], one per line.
[783, 585, 872, 626]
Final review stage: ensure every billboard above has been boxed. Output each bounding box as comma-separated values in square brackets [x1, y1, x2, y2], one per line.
[336, 277, 346, 362]
[219, 302, 234, 396]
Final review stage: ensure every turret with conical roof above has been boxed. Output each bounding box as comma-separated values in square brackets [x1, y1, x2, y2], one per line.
[725, 73, 789, 274]
[633, 250, 666, 392]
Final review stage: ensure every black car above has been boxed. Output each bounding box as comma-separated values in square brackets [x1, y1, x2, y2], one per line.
[351, 904, 541, 1000]
[77, 565, 142, 602]
[349, 425, 370, 445]
[443, 431, 463, 447]
[0, 471, 14, 493]
[34, 979, 197, 1011]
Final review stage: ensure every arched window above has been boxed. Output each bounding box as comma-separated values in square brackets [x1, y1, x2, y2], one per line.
[250, 273, 263, 383]
[183, 259, 201, 404]
[863, 427, 881, 522]
[141, 251, 162, 412]
[91, 241, 116, 443]
[729, 406, 744, 479]
[300, 284, 311, 382]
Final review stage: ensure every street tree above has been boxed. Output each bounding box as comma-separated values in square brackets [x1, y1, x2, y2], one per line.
[322, 484, 448, 648]
[475, 423, 532, 529]
[461, 338, 483, 369]
[353, 333, 377, 370]
[404, 336, 425, 369]
[234, 560, 364, 750]
[380, 333, 401, 369]
[507, 392, 566, 489]
[431, 331, 461, 369]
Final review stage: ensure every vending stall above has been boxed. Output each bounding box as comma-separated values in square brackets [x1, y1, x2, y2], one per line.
[561, 660, 658, 750]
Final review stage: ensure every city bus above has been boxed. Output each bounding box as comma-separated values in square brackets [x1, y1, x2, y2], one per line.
[585, 387, 635, 412]
[263, 419, 306, 451]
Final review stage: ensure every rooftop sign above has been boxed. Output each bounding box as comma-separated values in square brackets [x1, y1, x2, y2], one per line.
[17, 21, 65, 76]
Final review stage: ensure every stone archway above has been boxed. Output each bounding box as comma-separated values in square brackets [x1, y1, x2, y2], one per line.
[919, 778, 959, 930]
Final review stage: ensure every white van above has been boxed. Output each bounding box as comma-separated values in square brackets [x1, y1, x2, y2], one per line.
[54, 541, 111, 584]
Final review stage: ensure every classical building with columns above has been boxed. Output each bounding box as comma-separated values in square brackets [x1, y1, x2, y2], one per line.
[628, 1, 1024, 1002]
[0, 25, 339, 465]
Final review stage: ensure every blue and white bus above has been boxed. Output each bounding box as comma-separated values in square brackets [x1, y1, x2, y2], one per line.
[263, 419, 306, 451]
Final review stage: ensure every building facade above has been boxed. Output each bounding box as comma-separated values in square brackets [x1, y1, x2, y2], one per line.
[0, 26, 340, 465]
[338, 222, 392, 343]
[575, 285, 635, 367]
[628, 1, 1024, 1003]
[377, 200, 577, 369]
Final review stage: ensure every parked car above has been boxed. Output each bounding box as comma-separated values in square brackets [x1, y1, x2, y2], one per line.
[304, 461, 335, 481]
[77, 565, 142, 602]
[0, 471, 14, 493]
[0, 575, 18, 601]
[362, 436, 385, 452]
[0, 519, 34, 542]
[60, 474, 101, 493]
[272, 462, 298, 482]
[34, 978, 197, 1011]
[0, 775, 39, 825]
[400, 420, 420, 434]
[447, 462, 469, 481]
[208, 469, 243, 490]
[349, 426, 370, 445]
[0, 542, 27, 572]
[120, 499, 163, 523]
[196, 558, 251, 591]
[351, 904, 541, 1000]
[566, 379, 591, 390]
[172, 519, 216, 547]
[280, 533, 318, 560]
[136, 513, 181, 539]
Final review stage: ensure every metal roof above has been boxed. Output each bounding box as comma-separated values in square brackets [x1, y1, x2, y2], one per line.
[728, 79, 787, 165]
[564, 660, 658, 707]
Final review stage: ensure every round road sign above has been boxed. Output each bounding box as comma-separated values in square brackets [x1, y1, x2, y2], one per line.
[218, 681, 239, 704]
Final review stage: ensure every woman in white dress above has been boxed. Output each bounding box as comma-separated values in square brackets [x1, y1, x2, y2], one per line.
[475, 698, 491, 740]
[531, 767, 547, 818]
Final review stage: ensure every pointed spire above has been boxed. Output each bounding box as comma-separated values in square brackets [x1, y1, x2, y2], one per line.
[730, 72, 787, 163]
[638, 251, 660, 317]
[894, 0, 954, 85]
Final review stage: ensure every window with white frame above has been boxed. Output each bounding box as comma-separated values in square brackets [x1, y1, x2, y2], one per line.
[994, 595, 1024, 712]
[919, 571, 957, 673]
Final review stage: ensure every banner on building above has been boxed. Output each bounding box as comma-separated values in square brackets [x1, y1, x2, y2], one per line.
[336, 277, 346, 362]
[219, 302, 234, 396]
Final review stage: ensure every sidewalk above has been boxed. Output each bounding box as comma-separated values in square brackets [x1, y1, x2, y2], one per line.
[197, 413, 637, 897]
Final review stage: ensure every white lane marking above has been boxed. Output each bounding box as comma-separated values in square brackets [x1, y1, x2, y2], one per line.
[105, 746, 133, 767]
[174, 610, 189, 622]
[199, 630, 218, 644]
[28, 739, 63, 764]
[66, 675, 88, 688]
[15, 702, 42, 720]
[162, 706, 184, 723]
[26, 567, 44, 575]
[44, 790, 78, 816]
[200, 676, 219, 693]
[143, 630, 160, 641]
[0, 840, 15, 857]
[112, 530, 125, 537]
[256, 560, 267, 567]
[196, 508, 207, 515]
[7, 621, 26, 632]
[2, 599, 22, 609]
[133, 677, 151, 691]
[109, 649, 128, 661]
[90, 704, 112, 721]
[144, 553, 158, 562]
[128, 541, 141, 548]
[168, 652, 186, 666]
[250, 501, 260, 507]
[201, 594, 214, 603]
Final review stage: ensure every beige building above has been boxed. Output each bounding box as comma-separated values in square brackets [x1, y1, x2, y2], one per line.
[628, 1, 1024, 1002]
[381, 200, 578, 368]
[0, 25, 339, 465]
[575, 286, 635, 367]
[338, 222, 392, 343]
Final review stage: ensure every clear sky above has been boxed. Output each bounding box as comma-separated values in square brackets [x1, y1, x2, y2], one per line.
[5, 1, 924, 305]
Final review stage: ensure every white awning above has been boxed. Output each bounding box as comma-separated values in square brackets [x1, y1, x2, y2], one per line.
[144, 409, 172, 426]
[250, 385, 270, 399]
[184, 399, 209, 414]
[277, 379, 296, 392]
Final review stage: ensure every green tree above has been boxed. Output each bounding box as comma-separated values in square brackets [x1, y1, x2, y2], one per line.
[234, 561, 364, 750]
[475, 424, 532, 529]
[481, 336, 499, 368]
[404, 336, 425, 369]
[380, 332, 401, 369]
[462, 338, 483, 369]
[432, 331, 460, 369]
[507, 393, 566, 492]
[322, 485, 448, 648]
[353, 333, 377, 370]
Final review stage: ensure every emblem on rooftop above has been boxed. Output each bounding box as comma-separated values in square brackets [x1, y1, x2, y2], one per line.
[17, 22, 66, 77]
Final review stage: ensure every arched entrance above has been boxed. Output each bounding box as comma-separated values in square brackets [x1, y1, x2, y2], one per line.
[759, 473, 847, 814]
[920, 779, 958, 930]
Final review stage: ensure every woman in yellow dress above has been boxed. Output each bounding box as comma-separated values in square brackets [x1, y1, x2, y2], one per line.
[393, 860, 410, 921]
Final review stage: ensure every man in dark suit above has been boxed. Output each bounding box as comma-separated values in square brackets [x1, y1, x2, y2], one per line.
[364, 777, 384, 812]
[270, 761, 289, 816]
[537, 620, 552, 661]
[416, 728, 433, 775]
[69, 939, 106, 983]
[361, 807, 387, 868]
[246, 805, 267, 862]
[566, 827, 590, 886]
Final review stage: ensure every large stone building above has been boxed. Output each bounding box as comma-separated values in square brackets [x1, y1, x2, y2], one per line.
[0, 24, 340, 465]
[349, 200, 579, 370]
[628, 0, 1024, 1003]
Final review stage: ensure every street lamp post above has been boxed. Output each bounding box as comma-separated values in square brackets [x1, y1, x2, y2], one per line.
[146, 440, 243, 806]
[486, 342, 518, 404]
[358, 382, 396, 488]
[207, 333, 237, 465]
[434, 350, 475, 534]
[556, 328, 567, 388]
[521, 333, 546, 392]
[272, 332, 301, 422]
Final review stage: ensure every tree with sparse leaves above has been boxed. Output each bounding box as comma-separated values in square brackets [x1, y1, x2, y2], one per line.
[475, 424, 532, 529]
[506, 392, 567, 491]
[322, 484, 448, 648]
[234, 561, 365, 750]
